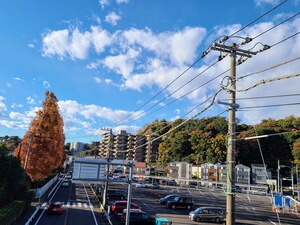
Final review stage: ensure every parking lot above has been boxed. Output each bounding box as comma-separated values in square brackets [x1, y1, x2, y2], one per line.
[104, 182, 300, 225]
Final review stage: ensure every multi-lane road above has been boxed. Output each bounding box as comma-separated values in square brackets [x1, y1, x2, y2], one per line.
[108, 183, 300, 225]
[31, 181, 105, 225]
[25, 179, 300, 225]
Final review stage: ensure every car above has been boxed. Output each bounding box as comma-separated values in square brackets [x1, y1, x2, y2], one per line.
[107, 189, 127, 200]
[150, 183, 160, 189]
[189, 207, 225, 223]
[61, 181, 69, 187]
[136, 182, 146, 188]
[47, 202, 62, 215]
[235, 186, 242, 193]
[167, 180, 177, 186]
[65, 173, 72, 179]
[159, 194, 180, 205]
[121, 209, 155, 225]
[166, 196, 194, 210]
[111, 201, 141, 213]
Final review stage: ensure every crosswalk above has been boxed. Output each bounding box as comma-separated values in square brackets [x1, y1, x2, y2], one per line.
[41, 201, 95, 209]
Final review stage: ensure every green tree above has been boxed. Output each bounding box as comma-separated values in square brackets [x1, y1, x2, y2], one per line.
[292, 138, 300, 166]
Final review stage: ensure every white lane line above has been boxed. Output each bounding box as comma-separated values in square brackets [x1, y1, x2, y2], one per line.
[34, 179, 63, 225]
[210, 191, 217, 197]
[84, 203, 88, 208]
[83, 183, 98, 225]
[72, 202, 77, 207]
[198, 189, 205, 196]
[78, 202, 82, 208]
[247, 195, 251, 202]
[176, 188, 179, 193]
[268, 219, 276, 225]
[42, 203, 47, 207]
[143, 202, 149, 207]
[187, 189, 192, 195]
[66, 202, 70, 207]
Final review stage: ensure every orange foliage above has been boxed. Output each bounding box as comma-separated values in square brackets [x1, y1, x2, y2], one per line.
[14, 91, 65, 181]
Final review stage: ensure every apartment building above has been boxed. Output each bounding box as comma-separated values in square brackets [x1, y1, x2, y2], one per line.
[236, 164, 250, 184]
[251, 164, 271, 184]
[98, 130, 161, 163]
[168, 162, 193, 180]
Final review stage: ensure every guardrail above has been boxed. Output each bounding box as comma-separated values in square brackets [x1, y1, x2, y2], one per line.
[35, 175, 58, 199]
[25, 206, 40, 225]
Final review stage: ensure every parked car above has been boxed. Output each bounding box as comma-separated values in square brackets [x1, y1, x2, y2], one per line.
[167, 180, 177, 186]
[235, 186, 242, 193]
[121, 209, 155, 225]
[189, 206, 225, 223]
[111, 201, 141, 213]
[107, 189, 127, 200]
[146, 183, 159, 189]
[159, 194, 180, 205]
[47, 202, 62, 215]
[136, 182, 146, 188]
[166, 196, 194, 209]
[61, 181, 69, 187]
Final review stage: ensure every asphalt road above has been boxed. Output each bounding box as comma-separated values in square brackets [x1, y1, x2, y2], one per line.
[32, 180, 105, 225]
[107, 183, 300, 225]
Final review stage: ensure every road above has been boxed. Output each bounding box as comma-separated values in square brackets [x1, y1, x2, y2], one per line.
[107, 183, 300, 225]
[32, 180, 105, 225]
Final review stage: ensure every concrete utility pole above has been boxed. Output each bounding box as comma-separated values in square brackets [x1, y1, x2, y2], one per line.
[212, 42, 256, 225]
[125, 162, 134, 225]
[23, 134, 33, 182]
[278, 159, 280, 193]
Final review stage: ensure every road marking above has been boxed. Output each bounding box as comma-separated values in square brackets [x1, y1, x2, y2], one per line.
[253, 207, 255, 211]
[66, 202, 70, 207]
[143, 202, 149, 207]
[198, 189, 205, 196]
[34, 179, 64, 225]
[176, 188, 179, 193]
[187, 189, 192, 195]
[210, 191, 217, 197]
[72, 203, 77, 207]
[83, 183, 98, 225]
[268, 219, 276, 225]
[84, 203, 88, 208]
[247, 195, 251, 202]
[42, 203, 46, 207]
[78, 202, 82, 208]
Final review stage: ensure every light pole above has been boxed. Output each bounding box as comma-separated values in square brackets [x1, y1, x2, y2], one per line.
[23, 135, 33, 182]
[280, 163, 294, 197]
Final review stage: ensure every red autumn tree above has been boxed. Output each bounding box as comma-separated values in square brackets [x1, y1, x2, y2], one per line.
[14, 91, 65, 181]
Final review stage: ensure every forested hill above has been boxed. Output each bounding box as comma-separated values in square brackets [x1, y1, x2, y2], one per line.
[138, 116, 300, 170]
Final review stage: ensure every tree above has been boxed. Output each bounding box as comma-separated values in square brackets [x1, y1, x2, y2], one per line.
[292, 138, 300, 166]
[0, 143, 24, 207]
[14, 91, 65, 181]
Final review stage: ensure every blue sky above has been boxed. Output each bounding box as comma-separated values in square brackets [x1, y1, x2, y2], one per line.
[0, 0, 300, 143]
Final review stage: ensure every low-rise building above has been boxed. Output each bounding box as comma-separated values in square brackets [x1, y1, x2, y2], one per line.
[236, 164, 250, 184]
[251, 164, 271, 184]
[201, 163, 219, 181]
[168, 162, 192, 180]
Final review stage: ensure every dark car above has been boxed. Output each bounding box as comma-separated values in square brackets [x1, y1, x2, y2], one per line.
[159, 194, 180, 205]
[111, 201, 141, 213]
[121, 209, 155, 225]
[235, 186, 242, 193]
[47, 202, 62, 215]
[167, 180, 177, 186]
[166, 196, 194, 210]
[107, 189, 127, 200]
[189, 207, 225, 223]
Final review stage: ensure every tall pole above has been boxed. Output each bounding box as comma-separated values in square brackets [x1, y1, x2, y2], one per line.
[291, 162, 294, 197]
[125, 162, 133, 225]
[277, 159, 280, 193]
[23, 135, 33, 182]
[102, 163, 109, 207]
[226, 43, 236, 225]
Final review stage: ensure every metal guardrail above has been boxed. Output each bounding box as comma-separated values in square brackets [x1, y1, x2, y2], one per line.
[25, 206, 40, 225]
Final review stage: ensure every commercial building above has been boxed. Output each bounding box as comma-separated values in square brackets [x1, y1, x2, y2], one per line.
[70, 142, 85, 154]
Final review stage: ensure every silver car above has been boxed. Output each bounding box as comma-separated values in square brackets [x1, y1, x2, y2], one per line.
[189, 207, 225, 223]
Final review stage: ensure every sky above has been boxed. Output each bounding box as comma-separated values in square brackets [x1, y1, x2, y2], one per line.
[0, 0, 300, 143]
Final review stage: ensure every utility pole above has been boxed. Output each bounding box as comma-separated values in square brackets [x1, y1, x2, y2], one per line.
[212, 42, 256, 225]
[278, 159, 280, 193]
[292, 162, 294, 197]
[23, 134, 33, 182]
[125, 162, 134, 225]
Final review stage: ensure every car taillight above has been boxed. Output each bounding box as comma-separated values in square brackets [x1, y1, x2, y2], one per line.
[112, 205, 115, 210]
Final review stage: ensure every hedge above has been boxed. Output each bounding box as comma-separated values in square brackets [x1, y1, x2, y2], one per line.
[0, 200, 24, 225]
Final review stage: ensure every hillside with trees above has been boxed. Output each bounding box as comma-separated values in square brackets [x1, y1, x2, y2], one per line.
[140, 116, 300, 171]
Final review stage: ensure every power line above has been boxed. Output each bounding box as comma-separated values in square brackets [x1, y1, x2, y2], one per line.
[224, 73, 300, 93]
[237, 130, 300, 140]
[271, 31, 300, 48]
[227, 0, 288, 40]
[222, 93, 300, 101]
[237, 56, 300, 80]
[239, 102, 300, 110]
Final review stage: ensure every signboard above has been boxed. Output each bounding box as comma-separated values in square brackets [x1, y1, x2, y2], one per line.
[72, 158, 106, 182]
[274, 195, 283, 207]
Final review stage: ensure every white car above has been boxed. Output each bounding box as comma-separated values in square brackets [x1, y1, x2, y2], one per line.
[136, 182, 146, 188]
[61, 181, 69, 187]
[65, 174, 72, 179]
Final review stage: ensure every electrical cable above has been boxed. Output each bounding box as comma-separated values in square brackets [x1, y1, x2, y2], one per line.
[221, 93, 300, 101]
[271, 31, 300, 48]
[239, 102, 300, 110]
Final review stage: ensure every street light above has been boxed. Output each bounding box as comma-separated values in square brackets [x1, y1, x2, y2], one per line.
[280, 163, 294, 197]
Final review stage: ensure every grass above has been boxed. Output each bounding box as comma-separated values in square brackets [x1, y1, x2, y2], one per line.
[0, 200, 24, 225]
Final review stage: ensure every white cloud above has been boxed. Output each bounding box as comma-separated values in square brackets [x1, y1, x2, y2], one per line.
[113, 125, 140, 134]
[91, 26, 112, 54]
[102, 48, 140, 78]
[105, 12, 121, 26]
[105, 79, 113, 84]
[0, 96, 7, 112]
[14, 77, 25, 82]
[28, 43, 35, 48]
[43, 80, 51, 88]
[174, 109, 180, 115]
[11, 103, 23, 108]
[6, 83, 11, 88]
[116, 0, 129, 3]
[254, 0, 279, 6]
[99, 0, 110, 9]
[26, 96, 35, 105]
[87, 60, 102, 69]
[93, 77, 102, 83]
[0, 120, 28, 129]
